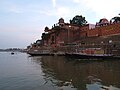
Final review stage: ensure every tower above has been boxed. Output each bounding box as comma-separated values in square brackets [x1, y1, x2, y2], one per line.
[58, 18, 64, 27]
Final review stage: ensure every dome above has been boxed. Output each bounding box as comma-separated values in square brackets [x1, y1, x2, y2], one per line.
[58, 18, 64, 24]
[99, 18, 109, 24]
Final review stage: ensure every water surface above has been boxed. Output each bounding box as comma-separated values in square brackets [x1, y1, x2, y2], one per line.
[0, 52, 120, 90]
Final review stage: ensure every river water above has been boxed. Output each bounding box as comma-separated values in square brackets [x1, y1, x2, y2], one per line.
[0, 52, 120, 90]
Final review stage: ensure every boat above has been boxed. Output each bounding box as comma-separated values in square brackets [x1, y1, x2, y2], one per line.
[28, 51, 65, 56]
[27, 50, 54, 56]
[65, 53, 120, 60]
[11, 52, 14, 55]
[86, 82, 120, 90]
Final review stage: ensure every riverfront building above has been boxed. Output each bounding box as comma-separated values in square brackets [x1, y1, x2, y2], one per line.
[29, 17, 120, 55]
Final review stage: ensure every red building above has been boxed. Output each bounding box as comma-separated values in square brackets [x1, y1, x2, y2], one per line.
[28, 17, 120, 55]
[42, 18, 120, 48]
[42, 18, 81, 47]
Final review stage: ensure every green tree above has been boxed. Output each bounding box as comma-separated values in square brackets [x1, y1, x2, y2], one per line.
[111, 16, 120, 23]
[70, 15, 87, 26]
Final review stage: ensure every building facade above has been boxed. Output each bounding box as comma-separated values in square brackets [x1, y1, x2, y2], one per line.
[28, 17, 120, 55]
[41, 18, 120, 46]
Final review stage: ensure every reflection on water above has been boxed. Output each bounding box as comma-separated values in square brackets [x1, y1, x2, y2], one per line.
[31, 56, 120, 90]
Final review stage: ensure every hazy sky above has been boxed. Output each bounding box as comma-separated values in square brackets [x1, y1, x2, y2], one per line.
[0, 0, 120, 49]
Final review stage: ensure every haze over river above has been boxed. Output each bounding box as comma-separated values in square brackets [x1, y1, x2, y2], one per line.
[0, 52, 120, 90]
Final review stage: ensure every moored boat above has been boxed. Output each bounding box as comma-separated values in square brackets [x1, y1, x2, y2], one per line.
[11, 52, 14, 55]
[27, 49, 54, 56]
[65, 52, 120, 60]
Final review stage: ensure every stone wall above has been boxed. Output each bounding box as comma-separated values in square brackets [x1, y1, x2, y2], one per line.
[87, 23, 120, 37]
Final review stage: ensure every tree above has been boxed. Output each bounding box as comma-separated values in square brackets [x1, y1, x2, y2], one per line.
[111, 16, 120, 23]
[70, 15, 87, 26]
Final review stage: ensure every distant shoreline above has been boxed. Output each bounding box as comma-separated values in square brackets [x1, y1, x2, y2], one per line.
[0, 49, 26, 52]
